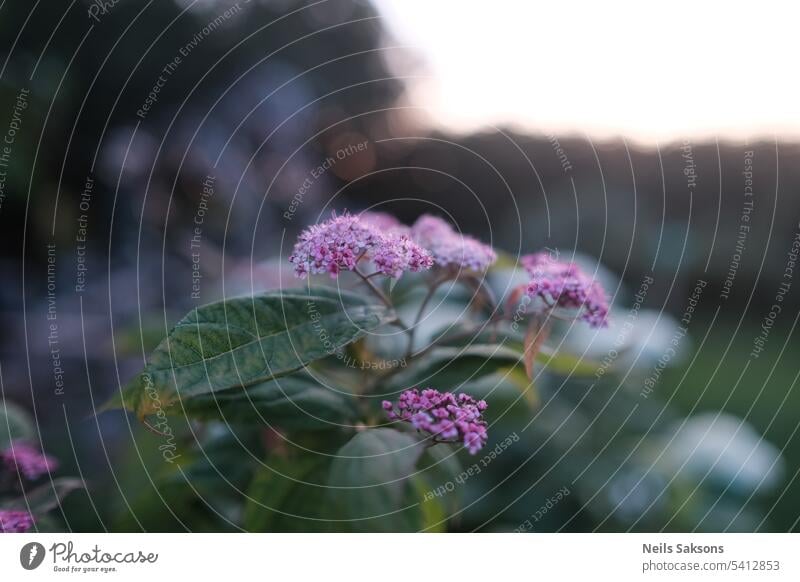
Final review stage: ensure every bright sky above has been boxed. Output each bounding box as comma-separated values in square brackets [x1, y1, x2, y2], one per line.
[373, 0, 800, 142]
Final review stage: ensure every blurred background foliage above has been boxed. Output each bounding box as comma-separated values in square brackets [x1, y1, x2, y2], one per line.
[0, 0, 798, 531]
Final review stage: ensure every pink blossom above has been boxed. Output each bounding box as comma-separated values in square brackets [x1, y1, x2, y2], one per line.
[372, 235, 434, 278]
[289, 213, 378, 278]
[1, 441, 58, 480]
[289, 212, 431, 279]
[410, 215, 496, 272]
[522, 253, 609, 327]
[0, 510, 34, 533]
[383, 388, 489, 454]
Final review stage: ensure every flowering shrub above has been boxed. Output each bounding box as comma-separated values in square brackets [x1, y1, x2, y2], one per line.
[106, 211, 611, 532]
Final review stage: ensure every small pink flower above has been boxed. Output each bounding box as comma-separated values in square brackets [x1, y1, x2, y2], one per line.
[383, 388, 489, 454]
[372, 235, 434, 278]
[0, 510, 34, 533]
[289, 212, 378, 278]
[522, 253, 609, 327]
[410, 215, 496, 272]
[1, 441, 58, 480]
[289, 212, 432, 279]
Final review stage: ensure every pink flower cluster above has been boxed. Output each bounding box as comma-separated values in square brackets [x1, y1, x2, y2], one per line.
[1, 441, 58, 480]
[289, 211, 497, 279]
[382, 388, 489, 454]
[410, 215, 497, 272]
[0, 510, 34, 533]
[289, 212, 433, 279]
[522, 253, 609, 327]
[372, 235, 433, 279]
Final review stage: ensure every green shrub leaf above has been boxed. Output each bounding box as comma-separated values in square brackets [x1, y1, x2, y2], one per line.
[0, 401, 34, 449]
[181, 374, 357, 428]
[387, 345, 522, 391]
[106, 287, 390, 418]
[244, 454, 331, 532]
[537, 346, 602, 377]
[326, 428, 424, 531]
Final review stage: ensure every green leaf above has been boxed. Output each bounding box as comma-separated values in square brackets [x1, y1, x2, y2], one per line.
[387, 345, 522, 391]
[415, 444, 463, 531]
[170, 425, 262, 495]
[433, 324, 525, 352]
[180, 374, 357, 428]
[113, 425, 262, 532]
[243, 454, 331, 532]
[536, 346, 601, 377]
[428, 319, 602, 380]
[386, 344, 537, 409]
[107, 287, 390, 418]
[411, 475, 448, 532]
[327, 428, 424, 531]
[433, 323, 602, 378]
[244, 434, 463, 532]
[0, 401, 34, 448]
[495, 365, 538, 408]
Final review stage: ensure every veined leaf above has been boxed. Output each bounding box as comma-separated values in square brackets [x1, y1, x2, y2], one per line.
[431, 324, 601, 380]
[386, 345, 522, 392]
[181, 374, 356, 428]
[327, 428, 424, 531]
[243, 454, 331, 532]
[106, 287, 390, 418]
[433, 323, 524, 352]
[114, 425, 262, 532]
[415, 443, 463, 531]
[386, 344, 537, 409]
[496, 365, 538, 408]
[411, 475, 447, 532]
[537, 345, 602, 377]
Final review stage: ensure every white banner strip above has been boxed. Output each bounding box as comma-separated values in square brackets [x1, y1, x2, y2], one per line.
[1, 533, 798, 581]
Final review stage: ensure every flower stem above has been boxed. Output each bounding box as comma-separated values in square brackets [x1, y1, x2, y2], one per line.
[405, 276, 447, 357]
[354, 264, 393, 309]
[353, 264, 409, 338]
